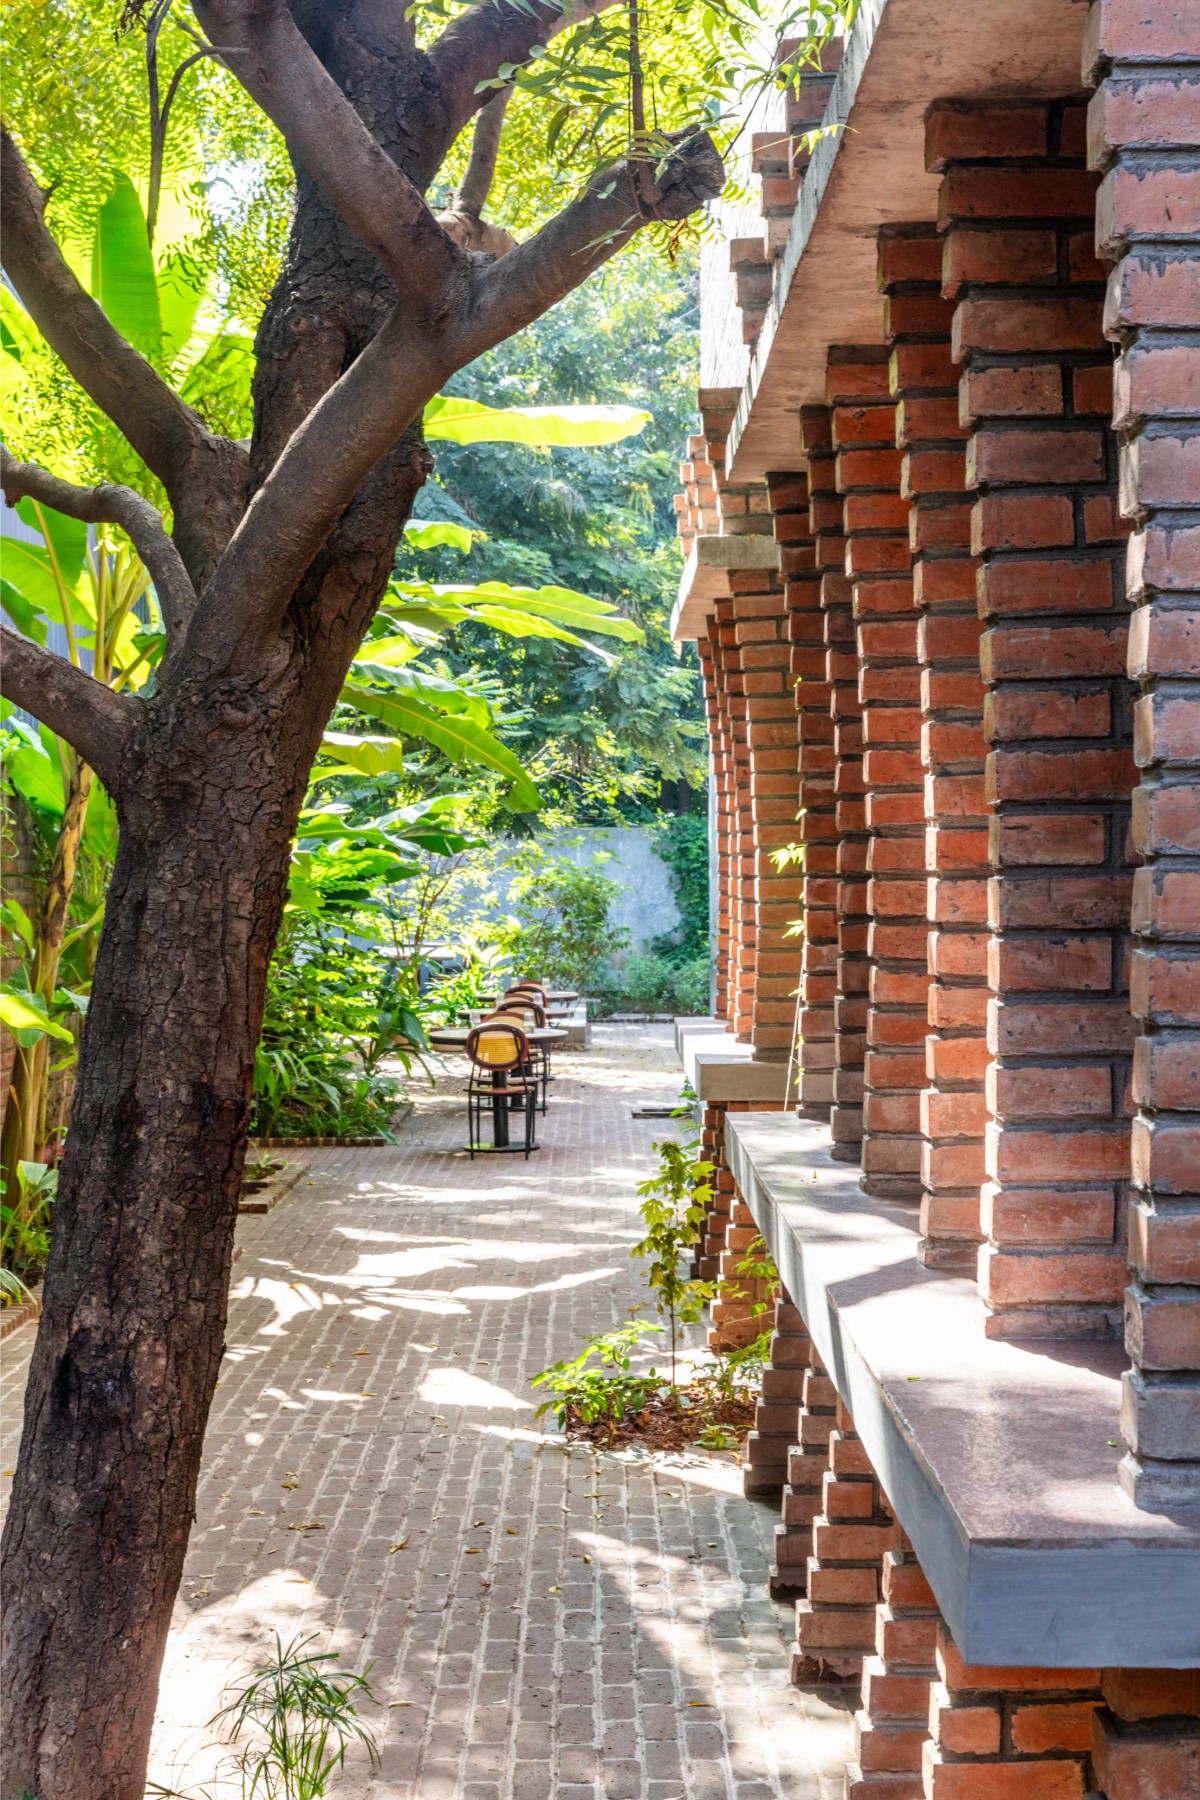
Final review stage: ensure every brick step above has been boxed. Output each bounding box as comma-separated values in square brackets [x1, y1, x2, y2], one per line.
[795, 1598, 877, 1656]
[854, 1711, 929, 1775]
[769, 1561, 806, 1598]
[843, 1764, 922, 1800]
[773, 1521, 811, 1567]
[753, 1400, 803, 1436]
[781, 1483, 820, 1526]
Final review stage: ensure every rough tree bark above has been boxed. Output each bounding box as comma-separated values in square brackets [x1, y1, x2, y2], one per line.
[0, 3, 723, 1795]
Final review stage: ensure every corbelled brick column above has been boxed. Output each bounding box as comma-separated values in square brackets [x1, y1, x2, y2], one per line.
[742, 1293, 809, 1499]
[880, 224, 990, 1269]
[849, 1546, 942, 1799]
[933, 96, 1137, 1338]
[731, 566, 804, 1058]
[805, 403, 859, 1137]
[830, 345, 929, 1199]
[769, 468, 838, 1115]
[715, 593, 757, 1039]
[793, 1399, 900, 1684]
[698, 636, 734, 1023]
[1085, 0, 1200, 1507]
[772, 1345, 837, 1598]
[1091, 1668, 1200, 1800]
[924, 1627, 1102, 1799]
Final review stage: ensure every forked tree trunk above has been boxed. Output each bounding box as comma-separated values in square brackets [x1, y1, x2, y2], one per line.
[0, 691, 317, 1799]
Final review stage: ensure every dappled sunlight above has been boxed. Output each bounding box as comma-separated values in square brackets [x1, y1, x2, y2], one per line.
[418, 1366, 532, 1411]
[148, 1570, 346, 1793]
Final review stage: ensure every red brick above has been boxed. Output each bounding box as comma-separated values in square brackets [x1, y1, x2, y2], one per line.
[954, 297, 1105, 360]
[960, 363, 1063, 419]
[925, 102, 1049, 171]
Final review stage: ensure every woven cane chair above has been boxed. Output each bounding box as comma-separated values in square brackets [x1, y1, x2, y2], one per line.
[464, 1021, 539, 1158]
[488, 1000, 550, 1110]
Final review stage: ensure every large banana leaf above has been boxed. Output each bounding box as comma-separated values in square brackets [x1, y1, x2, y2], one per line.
[350, 663, 492, 727]
[15, 498, 88, 590]
[424, 396, 650, 447]
[388, 578, 643, 645]
[339, 684, 539, 811]
[402, 519, 482, 553]
[92, 174, 161, 364]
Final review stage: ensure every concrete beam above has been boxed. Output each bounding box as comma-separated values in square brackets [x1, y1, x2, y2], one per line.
[671, 534, 781, 645]
[725, 0, 1089, 482]
[675, 1019, 794, 1104]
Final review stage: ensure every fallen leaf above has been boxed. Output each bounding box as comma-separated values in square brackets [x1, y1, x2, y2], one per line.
[388, 1701, 412, 1708]
[506, 1528, 519, 1536]
[581, 1554, 592, 1564]
[287, 1521, 325, 1532]
[285, 1577, 310, 1584]
[353, 1351, 369, 1357]
[388, 1538, 409, 1552]
[248, 1509, 264, 1517]
[281, 1482, 299, 1490]
[464, 1547, 482, 1554]
[547, 1585, 561, 1594]
[687, 1701, 714, 1708]
[1, 1470, 13, 1477]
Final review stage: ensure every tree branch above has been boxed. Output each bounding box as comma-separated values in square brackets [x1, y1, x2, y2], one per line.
[193, 0, 469, 315]
[455, 89, 510, 219]
[438, 91, 518, 257]
[0, 130, 214, 500]
[427, 0, 619, 143]
[183, 124, 722, 675]
[0, 629, 136, 789]
[1, 452, 197, 645]
[464, 127, 725, 353]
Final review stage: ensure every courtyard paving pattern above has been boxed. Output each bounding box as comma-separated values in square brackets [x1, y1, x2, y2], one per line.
[0, 1024, 852, 1799]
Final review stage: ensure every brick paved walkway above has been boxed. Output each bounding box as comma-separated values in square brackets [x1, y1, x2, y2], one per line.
[1, 1024, 852, 1799]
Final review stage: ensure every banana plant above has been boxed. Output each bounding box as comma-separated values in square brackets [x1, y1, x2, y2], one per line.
[0, 500, 152, 1224]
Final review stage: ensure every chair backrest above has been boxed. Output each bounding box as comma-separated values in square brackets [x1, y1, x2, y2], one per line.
[494, 1000, 545, 1028]
[511, 980, 546, 998]
[466, 1021, 528, 1070]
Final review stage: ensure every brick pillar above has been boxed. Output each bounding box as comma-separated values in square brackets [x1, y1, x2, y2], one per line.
[697, 1101, 734, 1283]
[933, 96, 1136, 1338]
[924, 1626, 1102, 1799]
[824, 352, 895, 1169]
[1091, 1669, 1200, 1800]
[793, 1399, 900, 1685]
[773, 1345, 837, 1599]
[830, 344, 929, 1199]
[709, 1139, 778, 1351]
[734, 559, 805, 1061]
[849, 1546, 942, 1799]
[742, 1292, 810, 1499]
[1085, 1, 1200, 1506]
[770, 467, 839, 1116]
[804, 403, 856, 1131]
[699, 637, 734, 1024]
[878, 224, 990, 1268]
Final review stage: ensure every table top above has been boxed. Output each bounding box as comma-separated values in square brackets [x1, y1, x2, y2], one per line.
[481, 990, 579, 1004]
[428, 1026, 569, 1049]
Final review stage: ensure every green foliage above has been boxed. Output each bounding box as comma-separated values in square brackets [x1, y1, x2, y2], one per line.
[148, 1632, 379, 1799]
[0, 1160, 57, 1292]
[652, 813, 711, 961]
[531, 1321, 665, 1439]
[592, 951, 709, 1018]
[213, 1634, 379, 1800]
[632, 1136, 716, 1387]
[490, 845, 628, 991]
[397, 250, 708, 822]
[722, 1234, 779, 1324]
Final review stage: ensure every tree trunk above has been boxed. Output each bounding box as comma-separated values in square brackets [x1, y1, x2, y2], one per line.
[0, 695, 313, 1799]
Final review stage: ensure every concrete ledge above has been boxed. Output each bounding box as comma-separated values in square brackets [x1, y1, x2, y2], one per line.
[675, 1019, 793, 1105]
[724, 1110, 1200, 1668]
[671, 534, 781, 644]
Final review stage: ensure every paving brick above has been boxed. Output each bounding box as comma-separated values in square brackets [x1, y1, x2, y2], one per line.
[1, 1025, 852, 1799]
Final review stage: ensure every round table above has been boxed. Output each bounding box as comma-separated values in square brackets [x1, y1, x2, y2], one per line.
[428, 1026, 568, 1151]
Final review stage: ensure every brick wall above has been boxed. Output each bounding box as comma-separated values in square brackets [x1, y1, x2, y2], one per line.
[1084, 0, 1200, 1509]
